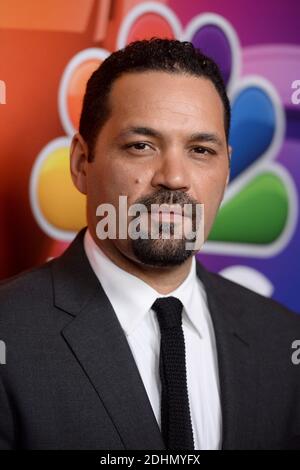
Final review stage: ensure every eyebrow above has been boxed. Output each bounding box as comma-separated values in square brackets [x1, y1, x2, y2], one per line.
[117, 126, 224, 148]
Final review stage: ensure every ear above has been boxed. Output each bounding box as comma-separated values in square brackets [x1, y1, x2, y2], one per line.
[70, 133, 89, 195]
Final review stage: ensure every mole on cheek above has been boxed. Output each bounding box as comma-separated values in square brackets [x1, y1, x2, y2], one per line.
[135, 178, 141, 184]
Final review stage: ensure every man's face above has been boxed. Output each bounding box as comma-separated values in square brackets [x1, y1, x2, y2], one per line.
[72, 71, 231, 267]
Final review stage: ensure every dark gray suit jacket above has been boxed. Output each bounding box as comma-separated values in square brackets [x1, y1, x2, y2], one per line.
[0, 228, 299, 450]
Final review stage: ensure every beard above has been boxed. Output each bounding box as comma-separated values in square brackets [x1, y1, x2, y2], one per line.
[132, 227, 196, 267]
[130, 189, 200, 267]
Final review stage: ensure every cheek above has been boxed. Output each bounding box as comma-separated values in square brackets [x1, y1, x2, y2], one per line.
[193, 169, 227, 215]
[87, 160, 151, 209]
[109, 170, 147, 201]
[194, 168, 226, 196]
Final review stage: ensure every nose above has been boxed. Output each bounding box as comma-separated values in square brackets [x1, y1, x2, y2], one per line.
[151, 148, 191, 193]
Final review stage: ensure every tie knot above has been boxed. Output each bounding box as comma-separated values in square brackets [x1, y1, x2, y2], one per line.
[152, 296, 183, 330]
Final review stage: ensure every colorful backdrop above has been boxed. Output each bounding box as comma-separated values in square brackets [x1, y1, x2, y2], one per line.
[0, 0, 299, 312]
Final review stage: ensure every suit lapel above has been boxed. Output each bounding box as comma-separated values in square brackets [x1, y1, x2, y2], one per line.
[196, 261, 259, 449]
[52, 229, 165, 450]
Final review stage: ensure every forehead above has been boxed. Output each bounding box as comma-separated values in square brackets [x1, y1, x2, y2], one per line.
[105, 71, 225, 136]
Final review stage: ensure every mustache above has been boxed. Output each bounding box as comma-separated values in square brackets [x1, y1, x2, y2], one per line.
[134, 189, 199, 212]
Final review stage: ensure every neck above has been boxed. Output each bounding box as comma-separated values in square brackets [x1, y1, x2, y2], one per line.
[90, 232, 194, 295]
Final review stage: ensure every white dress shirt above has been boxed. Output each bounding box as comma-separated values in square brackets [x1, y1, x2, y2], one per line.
[84, 229, 222, 449]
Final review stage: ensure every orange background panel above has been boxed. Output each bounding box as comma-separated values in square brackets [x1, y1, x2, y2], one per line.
[0, 0, 94, 32]
[127, 13, 175, 43]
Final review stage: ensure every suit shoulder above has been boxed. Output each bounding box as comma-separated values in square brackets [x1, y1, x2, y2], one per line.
[0, 261, 53, 315]
[198, 263, 300, 329]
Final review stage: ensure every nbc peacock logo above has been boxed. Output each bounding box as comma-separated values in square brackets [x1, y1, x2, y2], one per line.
[30, 6, 298, 278]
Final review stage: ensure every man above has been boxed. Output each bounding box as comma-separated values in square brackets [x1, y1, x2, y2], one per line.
[0, 39, 299, 450]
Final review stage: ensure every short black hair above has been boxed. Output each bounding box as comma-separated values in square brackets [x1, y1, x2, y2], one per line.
[79, 38, 231, 160]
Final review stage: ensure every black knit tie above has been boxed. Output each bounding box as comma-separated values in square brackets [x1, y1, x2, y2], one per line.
[152, 296, 195, 450]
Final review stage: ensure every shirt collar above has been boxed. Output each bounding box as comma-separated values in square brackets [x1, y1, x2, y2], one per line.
[83, 228, 205, 338]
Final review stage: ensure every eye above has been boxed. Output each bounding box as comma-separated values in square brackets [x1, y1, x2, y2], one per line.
[125, 142, 153, 152]
[191, 146, 215, 155]
[122, 141, 156, 158]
